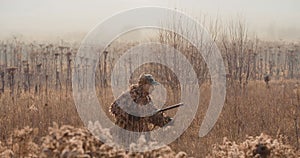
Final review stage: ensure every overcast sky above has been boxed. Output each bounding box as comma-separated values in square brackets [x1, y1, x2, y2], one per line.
[0, 0, 299, 41]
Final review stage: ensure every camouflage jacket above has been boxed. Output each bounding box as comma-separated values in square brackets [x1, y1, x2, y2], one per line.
[110, 84, 170, 132]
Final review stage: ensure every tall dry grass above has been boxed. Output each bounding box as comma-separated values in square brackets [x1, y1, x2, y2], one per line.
[1, 80, 300, 157]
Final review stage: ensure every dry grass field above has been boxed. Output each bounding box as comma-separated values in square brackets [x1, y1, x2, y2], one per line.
[0, 20, 299, 157]
[1, 79, 300, 157]
[1, 1, 300, 157]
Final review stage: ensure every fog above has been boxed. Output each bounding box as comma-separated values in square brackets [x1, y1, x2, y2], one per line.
[0, 0, 299, 41]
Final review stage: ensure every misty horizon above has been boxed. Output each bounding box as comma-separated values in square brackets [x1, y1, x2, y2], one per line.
[0, 0, 299, 42]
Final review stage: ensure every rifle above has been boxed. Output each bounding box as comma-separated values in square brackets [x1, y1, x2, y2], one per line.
[155, 103, 184, 113]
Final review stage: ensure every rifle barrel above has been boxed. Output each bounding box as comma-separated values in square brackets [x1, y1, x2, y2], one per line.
[156, 103, 184, 113]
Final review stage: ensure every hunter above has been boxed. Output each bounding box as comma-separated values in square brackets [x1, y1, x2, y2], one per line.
[109, 73, 172, 132]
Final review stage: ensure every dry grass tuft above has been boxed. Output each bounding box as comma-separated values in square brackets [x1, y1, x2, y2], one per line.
[0, 123, 190, 158]
[207, 133, 300, 157]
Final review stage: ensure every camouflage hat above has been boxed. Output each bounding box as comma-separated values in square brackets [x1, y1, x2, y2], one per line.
[138, 74, 160, 86]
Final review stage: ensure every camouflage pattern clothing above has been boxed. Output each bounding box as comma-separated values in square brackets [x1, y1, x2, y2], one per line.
[110, 74, 171, 132]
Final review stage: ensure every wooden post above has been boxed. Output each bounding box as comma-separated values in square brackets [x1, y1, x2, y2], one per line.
[66, 51, 72, 96]
[7, 67, 17, 101]
[0, 65, 4, 94]
[54, 52, 60, 90]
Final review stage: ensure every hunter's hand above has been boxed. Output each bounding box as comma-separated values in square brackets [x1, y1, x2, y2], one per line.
[165, 116, 174, 126]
